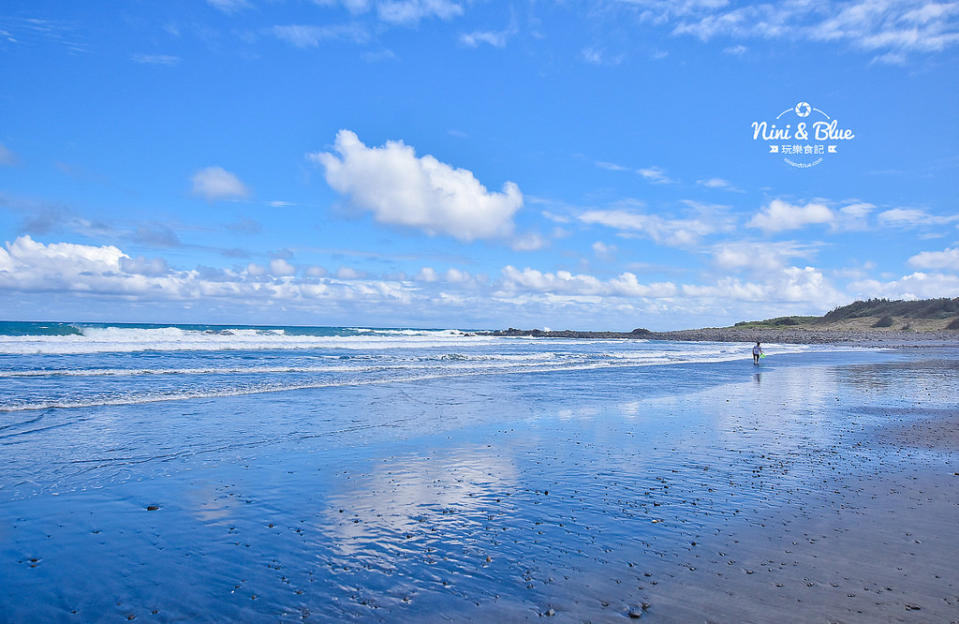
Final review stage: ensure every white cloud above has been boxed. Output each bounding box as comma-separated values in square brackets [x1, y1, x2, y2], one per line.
[578, 209, 717, 246]
[0, 236, 415, 305]
[836, 202, 874, 230]
[511, 232, 546, 251]
[271, 24, 370, 47]
[596, 161, 630, 172]
[119, 256, 169, 277]
[131, 54, 181, 66]
[311, 130, 522, 242]
[191, 166, 249, 201]
[712, 241, 812, 272]
[748, 199, 834, 233]
[207, 0, 251, 14]
[0, 235, 888, 329]
[636, 0, 959, 61]
[336, 266, 365, 279]
[684, 266, 844, 307]
[637, 166, 672, 184]
[849, 271, 959, 300]
[877, 207, 959, 227]
[908, 246, 959, 271]
[377, 0, 463, 25]
[311, 0, 461, 24]
[460, 29, 509, 48]
[541, 210, 571, 224]
[269, 258, 296, 276]
[581, 46, 624, 65]
[696, 177, 740, 192]
[445, 268, 471, 283]
[0, 143, 16, 166]
[500, 266, 677, 298]
[417, 267, 438, 282]
[723, 44, 747, 55]
[592, 241, 617, 260]
[313, 0, 372, 15]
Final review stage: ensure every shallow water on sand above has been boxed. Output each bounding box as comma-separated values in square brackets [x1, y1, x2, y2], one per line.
[1, 337, 956, 622]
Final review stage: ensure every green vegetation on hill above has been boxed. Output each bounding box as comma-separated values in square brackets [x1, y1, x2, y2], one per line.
[822, 298, 959, 321]
[732, 298, 959, 331]
[733, 316, 819, 328]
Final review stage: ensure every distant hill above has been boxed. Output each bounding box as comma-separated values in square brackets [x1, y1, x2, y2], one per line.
[485, 298, 959, 344]
[733, 298, 959, 332]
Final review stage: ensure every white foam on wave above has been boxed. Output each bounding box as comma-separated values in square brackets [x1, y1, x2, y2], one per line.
[0, 343, 818, 411]
[0, 326, 492, 355]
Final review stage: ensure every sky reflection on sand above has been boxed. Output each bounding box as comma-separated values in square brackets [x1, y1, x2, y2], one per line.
[321, 446, 519, 557]
[2, 347, 957, 621]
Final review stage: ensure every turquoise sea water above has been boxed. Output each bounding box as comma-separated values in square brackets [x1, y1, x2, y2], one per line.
[1, 322, 952, 621]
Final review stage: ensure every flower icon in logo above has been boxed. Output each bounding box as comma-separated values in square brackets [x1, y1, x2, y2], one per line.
[795, 101, 811, 117]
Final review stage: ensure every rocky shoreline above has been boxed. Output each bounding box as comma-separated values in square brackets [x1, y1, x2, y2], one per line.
[480, 327, 959, 345]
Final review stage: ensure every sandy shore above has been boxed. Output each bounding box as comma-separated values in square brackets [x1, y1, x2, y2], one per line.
[1, 347, 957, 622]
[617, 413, 959, 624]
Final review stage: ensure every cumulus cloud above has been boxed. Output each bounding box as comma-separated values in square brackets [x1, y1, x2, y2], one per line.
[444, 267, 471, 283]
[119, 255, 170, 277]
[0, 235, 869, 329]
[908, 246, 959, 271]
[191, 166, 249, 201]
[311, 130, 523, 242]
[336, 266, 366, 279]
[748, 199, 834, 233]
[712, 241, 813, 272]
[269, 258, 296, 276]
[0, 236, 414, 305]
[684, 266, 844, 307]
[579, 209, 717, 246]
[849, 271, 959, 300]
[499, 266, 677, 298]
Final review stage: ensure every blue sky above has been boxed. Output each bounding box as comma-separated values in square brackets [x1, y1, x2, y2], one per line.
[1, 0, 958, 330]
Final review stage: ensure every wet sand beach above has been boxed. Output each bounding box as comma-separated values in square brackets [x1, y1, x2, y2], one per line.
[1, 346, 957, 623]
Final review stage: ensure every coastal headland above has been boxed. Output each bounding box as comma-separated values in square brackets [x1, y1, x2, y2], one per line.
[482, 298, 959, 344]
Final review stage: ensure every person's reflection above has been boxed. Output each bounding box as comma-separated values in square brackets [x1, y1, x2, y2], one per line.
[753, 373, 761, 384]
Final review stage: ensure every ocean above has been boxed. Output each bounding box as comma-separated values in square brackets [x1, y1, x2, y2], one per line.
[0, 321, 819, 413]
[3, 321, 950, 622]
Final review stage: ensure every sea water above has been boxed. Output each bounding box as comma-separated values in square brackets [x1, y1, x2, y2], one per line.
[0, 322, 821, 413]
[0, 321, 947, 622]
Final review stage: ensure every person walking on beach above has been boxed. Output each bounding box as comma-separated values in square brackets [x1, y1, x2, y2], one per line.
[752, 342, 763, 365]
